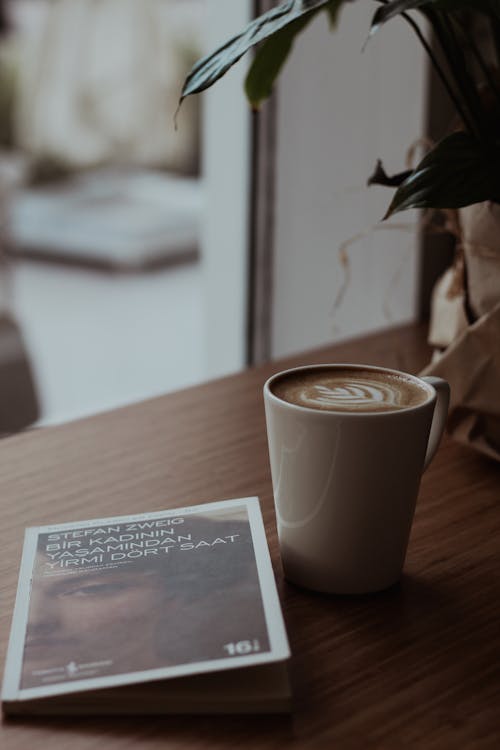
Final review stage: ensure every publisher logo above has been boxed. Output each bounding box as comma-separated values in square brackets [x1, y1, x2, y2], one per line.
[64, 659, 113, 679]
[65, 661, 79, 677]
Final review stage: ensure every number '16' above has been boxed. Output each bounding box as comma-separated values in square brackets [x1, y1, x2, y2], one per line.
[223, 640, 260, 656]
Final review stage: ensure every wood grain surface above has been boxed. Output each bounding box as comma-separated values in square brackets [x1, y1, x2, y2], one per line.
[1, 323, 499, 749]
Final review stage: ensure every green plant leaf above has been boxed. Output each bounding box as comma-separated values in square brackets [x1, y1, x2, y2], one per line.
[370, 1, 500, 35]
[244, 17, 310, 109]
[432, 0, 500, 18]
[367, 159, 413, 187]
[325, 0, 345, 27]
[180, 0, 334, 105]
[384, 132, 500, 217]
[244, 0, 346, 109]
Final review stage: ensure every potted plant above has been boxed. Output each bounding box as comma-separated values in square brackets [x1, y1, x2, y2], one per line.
[179, 0, 500, 460]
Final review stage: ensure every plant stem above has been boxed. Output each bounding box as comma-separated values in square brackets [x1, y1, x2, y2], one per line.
[426, 9, 487, 140]
[370, 1, 479, 137]
[455, 14, 500, 120]
[489, 14, 500, 69]
[399, 11, 478, 136]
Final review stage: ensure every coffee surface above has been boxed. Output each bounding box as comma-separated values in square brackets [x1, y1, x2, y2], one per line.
[271, 367, 429, 413]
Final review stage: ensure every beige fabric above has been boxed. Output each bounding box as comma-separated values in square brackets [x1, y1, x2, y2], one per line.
[460, 202, 500, 319]
[427, 262, 468, 349]
[424, 200, 500, 460]
[424, 293, 500, 461]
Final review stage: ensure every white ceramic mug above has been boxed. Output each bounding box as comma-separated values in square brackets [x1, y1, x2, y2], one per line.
[263, 364, 450, 595]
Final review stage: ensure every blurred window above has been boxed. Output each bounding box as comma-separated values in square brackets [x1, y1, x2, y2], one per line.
[0, 0, 212, 427]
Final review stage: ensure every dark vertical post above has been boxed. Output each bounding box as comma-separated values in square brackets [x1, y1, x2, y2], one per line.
[418, 36, 460, 320]
[246, 0, 277, 366]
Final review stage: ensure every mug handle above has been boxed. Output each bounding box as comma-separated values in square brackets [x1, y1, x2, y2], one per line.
[421, 376, 450, 470]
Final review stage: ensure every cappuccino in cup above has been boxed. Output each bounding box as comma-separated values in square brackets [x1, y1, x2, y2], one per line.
[271, 367, 430, 413]
[264, 363, 450, 594]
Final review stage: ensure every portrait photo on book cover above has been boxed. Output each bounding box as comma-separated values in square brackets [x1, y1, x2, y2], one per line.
[21, 506, 271, 690]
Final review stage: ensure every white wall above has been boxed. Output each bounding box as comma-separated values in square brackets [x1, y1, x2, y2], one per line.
[271, 3, 427, 358]
[202, 0, 252, 379]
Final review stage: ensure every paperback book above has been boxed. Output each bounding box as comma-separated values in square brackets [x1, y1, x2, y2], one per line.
[2, 497, 290, 715]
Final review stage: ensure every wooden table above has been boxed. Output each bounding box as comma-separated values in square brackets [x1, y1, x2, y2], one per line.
[1, 323, 499, 749]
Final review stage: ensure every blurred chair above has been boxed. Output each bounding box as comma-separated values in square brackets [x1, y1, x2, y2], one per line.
[0, 121, 39, 437]
[0, 312, 38, 436]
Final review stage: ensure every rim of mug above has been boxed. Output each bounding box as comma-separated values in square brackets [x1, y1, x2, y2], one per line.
[263, 363, 436, 418]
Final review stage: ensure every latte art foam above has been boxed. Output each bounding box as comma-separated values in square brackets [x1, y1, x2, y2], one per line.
[271, 368, 429, 413]
[306, 380, 400, 409]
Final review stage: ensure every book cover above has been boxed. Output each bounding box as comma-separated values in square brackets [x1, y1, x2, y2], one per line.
[2, 497, 290, 714]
